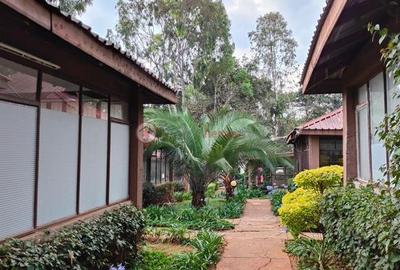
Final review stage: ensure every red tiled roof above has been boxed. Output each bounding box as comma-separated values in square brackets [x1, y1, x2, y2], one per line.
[299, 106, 342, 131]
[286, 107, 342, 144]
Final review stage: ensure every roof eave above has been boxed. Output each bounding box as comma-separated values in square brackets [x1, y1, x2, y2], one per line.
[301, 0, 349, 94]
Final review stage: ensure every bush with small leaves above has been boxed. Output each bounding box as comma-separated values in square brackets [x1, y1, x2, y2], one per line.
[293, 165, 343, 194]
[278, 188, 321, 236]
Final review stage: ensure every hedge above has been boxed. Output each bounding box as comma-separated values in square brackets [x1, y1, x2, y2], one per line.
[321, 187, 400, 270]
[0, 205, 144, 270]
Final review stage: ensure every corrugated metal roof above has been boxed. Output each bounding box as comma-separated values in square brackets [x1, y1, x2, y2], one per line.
[300, 0, 334, 84]
[40, 0, 176, 94]
[300, 106, 343, 131]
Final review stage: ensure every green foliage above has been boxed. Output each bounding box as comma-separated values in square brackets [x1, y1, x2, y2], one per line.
[286, 237, 336, 270]
[145, 108, 286, 208]
[293, 165, 343, 194]
[145, 226, 190, 244]
[134, 231, 223, 270]
[143, 182, 176, 207]
[369, 24, 400, 189]
[205, 182, 218, 198]
[321, 187, 400, 270]
[47, 0, 92, 15]
[144, 205, 234, 231]
[174, 191, 192, 202]
[278, 188, 322, 237]
[269, 190, 287, 216]
[0, 205, 144, 269]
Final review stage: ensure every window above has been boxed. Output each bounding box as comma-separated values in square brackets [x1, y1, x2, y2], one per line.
[80, 89, 108, 212]
[369, 73, 386, 181]
[0, 101, 36, 239]
[387, 74, 400, 114]
[319, 137, 343, 167]
[38, 74, 79, 225]
[40, 74, 79, 114]
[110, 99, 128, 122]
[0, 56, 37, 101]
[357, 84, 371, 181]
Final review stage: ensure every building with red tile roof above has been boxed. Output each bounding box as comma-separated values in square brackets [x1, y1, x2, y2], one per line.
[287, 107, 343, 172]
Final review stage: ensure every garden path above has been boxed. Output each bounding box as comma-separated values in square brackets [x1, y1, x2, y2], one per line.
[216, 199, 291, 270]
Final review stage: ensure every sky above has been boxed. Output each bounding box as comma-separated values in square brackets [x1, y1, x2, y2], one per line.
[78, 0, 326, 66]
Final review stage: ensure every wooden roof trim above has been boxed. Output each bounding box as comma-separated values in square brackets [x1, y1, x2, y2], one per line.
[0, 0, 177, 104]
[302, 0, 348, 93]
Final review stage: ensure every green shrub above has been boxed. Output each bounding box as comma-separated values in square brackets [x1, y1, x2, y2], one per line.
[174, 191, 192, 202]
[321, 187, 400, 270]
[143, 182, 176, 206]
[293, 165, 343, 194]
[134, 230, 223, 270]
[269, 189, 287, 215]
[278, 188, 321, 236]
[0, 205, 144, 269]
[205, 182, 218, 198]
[145, 205, 233, 231]
[286, 237, 336, 270]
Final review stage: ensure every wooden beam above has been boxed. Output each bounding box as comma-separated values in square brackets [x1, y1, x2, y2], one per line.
[303, 0, 349, 93]
[129, 93, 144, 209]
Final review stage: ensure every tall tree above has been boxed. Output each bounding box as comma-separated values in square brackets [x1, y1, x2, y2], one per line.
[47, 0, 92, 15]
[249, 12, 298, 135]
[114, 0, 232, 105]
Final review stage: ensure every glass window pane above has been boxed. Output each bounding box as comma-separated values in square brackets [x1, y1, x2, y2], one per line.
[41, 74, 79, 114]
[110, 99, 128, 121]
[357, 106, 371, 180]
[0, 56, 37, 101]
[82, 88, 108, 120]
[319, 137, 343, 167]
[357, 84, 368, 105]
[369, 73, 386, 181]
[387, 74, 400, 114]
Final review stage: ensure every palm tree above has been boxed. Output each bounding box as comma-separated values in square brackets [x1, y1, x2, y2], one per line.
[145, 108, 288, 208]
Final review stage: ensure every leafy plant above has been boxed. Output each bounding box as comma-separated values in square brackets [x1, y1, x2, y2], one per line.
[286, 237, 336, 270]
[278, 188, 322, 236]
[133, 231, 223, 270]
[369, 24, 400, 190]
[269, 189, 287, 215]
[174, 191, 192, 202]
[321, 187, 400, 270]
[205, 182, 218, 198]
[293, 165, 343, 194]
[144, 205, 234, 231]
[0, 205, 144, 269]
[145, 108, 285, 208]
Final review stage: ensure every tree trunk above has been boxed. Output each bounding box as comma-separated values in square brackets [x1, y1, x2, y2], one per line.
[191, 188, 206, 208]
[223, 175, 234, 200]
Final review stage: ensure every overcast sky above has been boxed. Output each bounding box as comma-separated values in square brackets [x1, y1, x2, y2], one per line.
[78, 0, 325, 66]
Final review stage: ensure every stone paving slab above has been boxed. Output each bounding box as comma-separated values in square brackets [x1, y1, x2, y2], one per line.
[216, 199, 291, 270]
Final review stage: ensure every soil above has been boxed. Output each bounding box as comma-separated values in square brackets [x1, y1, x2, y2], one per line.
[146, 242, 194, 256]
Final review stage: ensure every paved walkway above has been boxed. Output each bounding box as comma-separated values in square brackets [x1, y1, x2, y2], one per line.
[216, 199, 291, 270]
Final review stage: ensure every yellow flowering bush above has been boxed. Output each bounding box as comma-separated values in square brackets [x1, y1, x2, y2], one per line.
[278, 188, 322, 236]
[293, 165, 343, 194]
